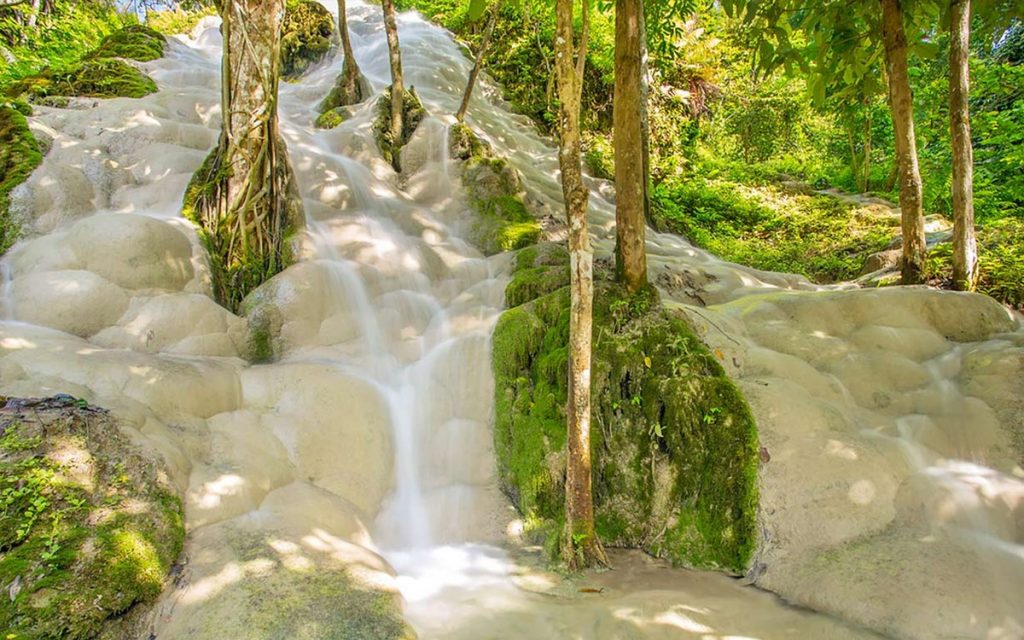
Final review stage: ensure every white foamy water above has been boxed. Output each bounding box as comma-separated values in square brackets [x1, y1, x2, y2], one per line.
[0, 2, 1021, 639]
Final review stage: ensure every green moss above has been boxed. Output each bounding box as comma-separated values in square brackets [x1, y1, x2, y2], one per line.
[7, 58, 158, 101]
[0, 105, 43, 253]
[373, 87, 427, 170]
[86, 25, 166, 62]
[315, 107, 347, 130]
[451, 123, 542, 256]
[493, 245, 760, 572]
[281, 0, 336, 79]
[0, 398, 184, 640]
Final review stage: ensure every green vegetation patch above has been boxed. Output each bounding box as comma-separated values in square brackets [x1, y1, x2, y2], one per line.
[6, 58, 157, 101]
[926, 216, 1024, 310]
[86, 25, 166, 62]
[449, 123, 540, 255]
[492, 244, 760, 572]
[0, 104, 42, 254]
[373, 87, 427, 169]
[147, 6, 219, 36]
[282, 0, 336, 79]
[5, 24, 163, 102]
[315, 107, 347, 130]
[0, 396, 184, 640]
[652, 178, 896, 283]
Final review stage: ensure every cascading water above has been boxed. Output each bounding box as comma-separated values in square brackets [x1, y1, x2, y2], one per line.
[0, 1, 1021, 638]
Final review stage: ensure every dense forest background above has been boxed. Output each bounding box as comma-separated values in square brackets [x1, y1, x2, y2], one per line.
[2, 0, 1022, 305]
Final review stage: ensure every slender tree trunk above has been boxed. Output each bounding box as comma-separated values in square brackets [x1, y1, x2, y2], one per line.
[456, 3, 498, 122]
[337, 0, 366, 103]
[575, 0, 589, 106]
[556, 0, 608, 571]
[185, 0, 301, 311]
[639, 19, 654, 229]
[382, 0, 404, 154]
[863, 105, 873, 192]
[949, 0, 978, 290]
[613, 0, 647, 292]
[27, 0, 40, 29]
[880, 0, 927, 284]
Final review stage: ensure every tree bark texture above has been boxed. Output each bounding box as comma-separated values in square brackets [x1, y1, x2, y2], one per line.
[455, 3, 497, 122]
[880, 0, 927, 284]
[613, 0, 647, 292]
[187, 0, 301, 311]
[556, 0, 608, 571]
[336, 0, 367, 104]
[949, 0, 978, 290]
[382, 0, 404, 149]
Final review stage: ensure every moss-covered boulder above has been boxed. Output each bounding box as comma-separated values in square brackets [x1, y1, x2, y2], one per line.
[0, 103, 42, 253]
[86, 24, 166, 62]
[373, 87, 427, 170]
[492, 244, 759, 572]
[281, 0, 336, 79]
[0, 395, 184, 639]
[450, 123, 540, 255]
[5, 25, 163, 103]
[315, 106, 347, 130]
[6, 58, 158, 101]
[316, 69, 371, 129]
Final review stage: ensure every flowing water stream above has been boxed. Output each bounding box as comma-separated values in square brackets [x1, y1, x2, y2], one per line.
[1, 2, 1022, 638]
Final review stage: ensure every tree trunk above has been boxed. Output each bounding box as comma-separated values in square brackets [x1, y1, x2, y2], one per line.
[27, 0, 40, 29]
[337, 0, 367, 104]
[880, 0, 927, 284]
[613, 0, 647, 292]
[456, 3, 498, 123]
[382, 0, 404, 154]
[185, 0, 301, 312]
[863, 104, 873, 192]
[949, 0, 978, 290]
[555, 0, 608, 571]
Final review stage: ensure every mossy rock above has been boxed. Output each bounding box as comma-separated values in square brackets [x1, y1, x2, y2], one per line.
[314, 107, 347, 130]
[318, 66, 371, 117]
[6, 58, 158, 101]
[373, 87, 427, 170]
[282, 0, 336, 79]
[450, 123, 540, 255]
[0, 396, 185, 640]
[0, 105, 43, 254]
[492, 246, 759, 572]
[86, 25, 166, 62]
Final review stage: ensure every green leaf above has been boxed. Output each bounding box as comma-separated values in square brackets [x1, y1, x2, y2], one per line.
[467, 0, 489, 21]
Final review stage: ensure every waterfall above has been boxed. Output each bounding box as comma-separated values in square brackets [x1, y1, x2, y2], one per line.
[0, 1, 1020, 638]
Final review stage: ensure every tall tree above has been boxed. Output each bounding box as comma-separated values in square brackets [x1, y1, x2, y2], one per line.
[456, 1, 498, 122]
[335, 0, 368, 104]
[382, 0, 405, 155]
[613, 0, 647, 292]
[881, 0, 928, 284]
[555, 0, 608, 571]
[184, 0, 301, 311]
[949, 0, 978, 290]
